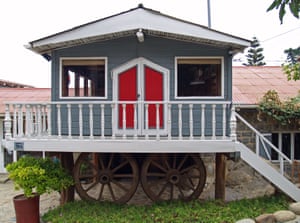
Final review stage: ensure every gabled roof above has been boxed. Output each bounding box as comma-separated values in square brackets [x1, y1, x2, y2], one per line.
[233, 66, 300, 106]
[27, 4, 250, 57]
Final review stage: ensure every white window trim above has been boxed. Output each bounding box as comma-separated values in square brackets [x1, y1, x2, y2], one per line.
[59, 57, 108, 99]
[174, 56, 224, 99]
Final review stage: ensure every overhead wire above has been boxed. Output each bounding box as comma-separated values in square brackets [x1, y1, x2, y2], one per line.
[261, 26, 300, 43]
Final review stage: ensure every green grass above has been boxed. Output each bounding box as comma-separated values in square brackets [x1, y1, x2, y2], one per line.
[42, 195, 290, 223]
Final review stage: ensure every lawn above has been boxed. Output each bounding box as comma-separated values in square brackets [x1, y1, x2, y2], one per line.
[42, 195, 290, 223]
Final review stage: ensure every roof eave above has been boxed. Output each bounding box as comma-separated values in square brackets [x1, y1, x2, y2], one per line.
[27, 29, 250, 56]
[26, 5, 250, 57]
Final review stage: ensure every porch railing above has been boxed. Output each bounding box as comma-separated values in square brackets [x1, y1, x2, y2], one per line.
[4, 101, 236, 141]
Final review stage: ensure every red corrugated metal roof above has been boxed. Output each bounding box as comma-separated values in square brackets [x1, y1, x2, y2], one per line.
[233, 66, 300, 106]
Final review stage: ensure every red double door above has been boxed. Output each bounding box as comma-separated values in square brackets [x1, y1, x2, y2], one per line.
[117, 64, 165, 135]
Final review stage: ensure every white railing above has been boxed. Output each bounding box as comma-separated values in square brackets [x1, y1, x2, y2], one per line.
[4, 101, 235, 141]
[235, 111, 292, 175]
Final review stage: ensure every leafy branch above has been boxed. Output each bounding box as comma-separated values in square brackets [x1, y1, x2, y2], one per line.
[267, 0, 300, 23]
[258, 90, 300, 125]
[282, 47, 300, 81]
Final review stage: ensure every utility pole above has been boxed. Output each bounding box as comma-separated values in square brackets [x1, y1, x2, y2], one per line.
[207, 0, 211, 28]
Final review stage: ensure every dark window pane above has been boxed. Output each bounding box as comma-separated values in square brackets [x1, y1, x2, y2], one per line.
[282, 133, 291, 159]
[295, 133, 300, 160]
[177, 59, 221, 97]
[271, 133, 279, 160]
[61, 59, 105, 97]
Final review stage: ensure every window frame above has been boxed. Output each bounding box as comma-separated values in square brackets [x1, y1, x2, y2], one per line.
[174, 56, 224, 99]
[271, 131, 300, 161]
[59, 57, 108, 99]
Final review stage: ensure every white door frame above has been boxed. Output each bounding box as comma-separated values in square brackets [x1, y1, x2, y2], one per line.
[112, 57, 169, 136]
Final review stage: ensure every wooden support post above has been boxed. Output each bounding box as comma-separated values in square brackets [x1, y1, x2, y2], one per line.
[60, 152, 75, 205]
[75, 73, 80, 96]
[215, 153, 227, 201]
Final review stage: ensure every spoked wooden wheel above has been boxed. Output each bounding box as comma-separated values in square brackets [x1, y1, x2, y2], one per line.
[74, 153, 139, 204]
[141, 153, 206, 202]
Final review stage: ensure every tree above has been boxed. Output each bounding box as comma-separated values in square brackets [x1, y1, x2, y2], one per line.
[243, 37, 266, 66]
[283, 47, 300, 80]
[267, 0, 300, 23]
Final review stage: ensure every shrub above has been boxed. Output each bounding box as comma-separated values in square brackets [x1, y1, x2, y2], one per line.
[6, 155, 73, 198]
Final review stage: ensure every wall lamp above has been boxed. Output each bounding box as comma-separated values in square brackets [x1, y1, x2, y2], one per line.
[136, 28, 144, 42]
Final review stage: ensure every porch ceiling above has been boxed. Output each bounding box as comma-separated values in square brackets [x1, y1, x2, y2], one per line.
[26, 5, 250, 56]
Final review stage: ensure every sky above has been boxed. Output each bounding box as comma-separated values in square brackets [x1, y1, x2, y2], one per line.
[0, 0, 299, 87]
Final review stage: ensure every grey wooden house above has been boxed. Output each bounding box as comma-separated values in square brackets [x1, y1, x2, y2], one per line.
[3, 5, 300, 203]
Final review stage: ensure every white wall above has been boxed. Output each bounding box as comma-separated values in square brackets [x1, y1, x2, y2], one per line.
[0, 118, 6, 173]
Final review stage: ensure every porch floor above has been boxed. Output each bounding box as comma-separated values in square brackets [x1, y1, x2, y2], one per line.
[3, 136, 238, 154]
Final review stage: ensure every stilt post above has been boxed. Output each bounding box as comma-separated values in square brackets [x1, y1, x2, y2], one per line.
[60, 152, 75, 204]
[215, 153, 227, 201]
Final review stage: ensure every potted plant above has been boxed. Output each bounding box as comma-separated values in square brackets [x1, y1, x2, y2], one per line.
[6, 155, 74, 223]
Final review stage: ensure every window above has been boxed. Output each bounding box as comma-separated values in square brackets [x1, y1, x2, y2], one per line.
[61, 58, 106, 98]
[176, 57, 222, 97]
[271, 132, 300, 160]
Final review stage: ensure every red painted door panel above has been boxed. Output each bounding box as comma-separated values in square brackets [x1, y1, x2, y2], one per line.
[145, 66, 163, 128]
[118, 67, 137, 129]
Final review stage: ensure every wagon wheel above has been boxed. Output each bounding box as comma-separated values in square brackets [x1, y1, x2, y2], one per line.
[74, 153, 139, 204]
[141, 153, 206, 202]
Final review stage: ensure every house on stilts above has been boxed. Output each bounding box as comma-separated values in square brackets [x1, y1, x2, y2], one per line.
[2, 5, 300, 203]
